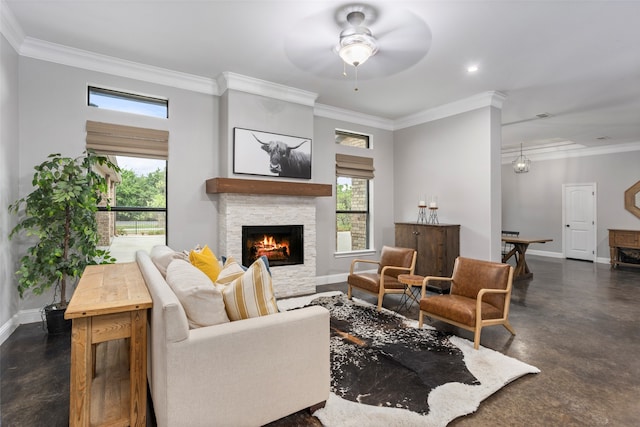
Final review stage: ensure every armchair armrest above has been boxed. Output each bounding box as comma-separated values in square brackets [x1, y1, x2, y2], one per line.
[475, 287, 510, 318]
[350, 258, 380, 274]
[421, 276, 453, 298]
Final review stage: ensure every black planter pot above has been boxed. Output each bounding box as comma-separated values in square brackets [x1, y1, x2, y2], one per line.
[44, 304, 71, 335]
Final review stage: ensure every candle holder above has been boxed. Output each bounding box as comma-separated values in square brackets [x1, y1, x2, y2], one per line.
[427, 207, 439, 224]
[417, 205, 427, 223]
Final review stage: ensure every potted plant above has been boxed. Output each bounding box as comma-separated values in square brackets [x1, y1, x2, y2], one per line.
[9, 151, 119, 334]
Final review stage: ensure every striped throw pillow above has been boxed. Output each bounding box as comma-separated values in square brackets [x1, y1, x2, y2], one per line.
[219, 257, 279, 321]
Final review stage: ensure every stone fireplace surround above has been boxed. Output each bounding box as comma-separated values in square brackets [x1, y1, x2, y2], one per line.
[208, 178, 332, 298]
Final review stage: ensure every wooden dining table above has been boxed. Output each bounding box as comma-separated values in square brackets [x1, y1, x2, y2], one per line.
[501, 236, 553, 280]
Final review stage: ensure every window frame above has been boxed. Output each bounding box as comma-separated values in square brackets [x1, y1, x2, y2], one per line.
[336, 175, 372, 253]
[88, 85, 169, 119]
[335, 129, 371, 148]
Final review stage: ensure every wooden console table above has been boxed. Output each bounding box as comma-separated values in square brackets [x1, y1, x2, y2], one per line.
[65, 262, 152, 427]
[609, 229, 640, 269]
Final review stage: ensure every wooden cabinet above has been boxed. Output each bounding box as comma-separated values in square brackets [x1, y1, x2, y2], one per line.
[609, 229, 640, 269]
[395, 223, 460, 277]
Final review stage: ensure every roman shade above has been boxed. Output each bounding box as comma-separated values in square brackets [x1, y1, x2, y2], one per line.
[86, 120, 169, 159]
[335, 153, 374, 179]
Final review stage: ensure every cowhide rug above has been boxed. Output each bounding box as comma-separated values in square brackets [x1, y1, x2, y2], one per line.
[278, 292, 539, 427]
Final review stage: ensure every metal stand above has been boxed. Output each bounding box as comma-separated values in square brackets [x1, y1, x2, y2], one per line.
[417, 206, 427, 223]
[428, 207, 439, 224]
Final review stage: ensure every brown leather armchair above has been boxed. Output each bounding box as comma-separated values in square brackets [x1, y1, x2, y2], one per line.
[347, 246, 417, 311]
[418, 256, 515, 349]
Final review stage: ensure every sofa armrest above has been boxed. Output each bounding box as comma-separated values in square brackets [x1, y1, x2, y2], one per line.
[155, 305, 330, 427]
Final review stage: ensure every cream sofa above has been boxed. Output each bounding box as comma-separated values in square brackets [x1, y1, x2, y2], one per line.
[136, 247, 330, 427]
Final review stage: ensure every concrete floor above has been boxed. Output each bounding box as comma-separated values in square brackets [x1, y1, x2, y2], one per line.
[101, 235, 166, 262]
[2, 255, 639, 426]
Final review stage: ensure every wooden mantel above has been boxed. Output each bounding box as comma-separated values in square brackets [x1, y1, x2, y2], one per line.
[205, 177, 332, 197]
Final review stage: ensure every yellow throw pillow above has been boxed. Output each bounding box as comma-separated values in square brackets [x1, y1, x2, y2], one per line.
[220, 257, 279, 321]
[189, 244, 221, 283]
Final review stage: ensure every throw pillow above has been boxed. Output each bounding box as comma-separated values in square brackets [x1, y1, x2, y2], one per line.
[219, 257, 279, 321]
[165, 259, 230, 328]
[150, 245, 188, 278]
[214, 256, 246, 286]
[220, 255, 272, 276]
[189, 244, 222, 283]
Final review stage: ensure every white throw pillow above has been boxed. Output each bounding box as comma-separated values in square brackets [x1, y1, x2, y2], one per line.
[166, 259, 230, 328]
[150, 245, 188, 278]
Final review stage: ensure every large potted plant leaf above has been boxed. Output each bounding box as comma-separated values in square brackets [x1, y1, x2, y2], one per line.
[9, 151, 119, 334]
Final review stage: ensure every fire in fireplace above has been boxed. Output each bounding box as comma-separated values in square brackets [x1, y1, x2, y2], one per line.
[242, 225, 304, 267]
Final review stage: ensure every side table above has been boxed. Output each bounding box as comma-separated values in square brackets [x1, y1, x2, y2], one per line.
[397, 274, 425, 311]
[65, 262, 152, 427]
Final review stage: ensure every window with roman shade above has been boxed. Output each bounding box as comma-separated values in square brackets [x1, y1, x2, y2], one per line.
[87, 120, 168, 260]
[86, 120, 169, 160]
[335, 153, 374, 179]
[336, 152, 374, 252]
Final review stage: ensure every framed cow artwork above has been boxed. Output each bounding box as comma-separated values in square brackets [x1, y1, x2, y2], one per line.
[233, 128, 312, 179]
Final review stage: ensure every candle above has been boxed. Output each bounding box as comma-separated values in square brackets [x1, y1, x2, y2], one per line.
[429, 201, 437, 208]
[419, 200, 426, 207]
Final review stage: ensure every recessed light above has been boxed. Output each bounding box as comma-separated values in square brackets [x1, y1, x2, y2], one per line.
[467, 65, 479, 73]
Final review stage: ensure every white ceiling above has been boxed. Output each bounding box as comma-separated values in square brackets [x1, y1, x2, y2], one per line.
[4, 0, 640, 153]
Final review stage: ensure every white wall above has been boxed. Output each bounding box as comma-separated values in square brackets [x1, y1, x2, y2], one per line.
[502, 150, 640, 260]
[0, 33, 20, 340]
[15, 57, 218, 311]
[394, 107, 503, 261]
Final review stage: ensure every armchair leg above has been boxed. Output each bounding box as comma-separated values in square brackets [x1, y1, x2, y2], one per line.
[473, 327, 482, 350]
[418, 311, 424, 328]
[347, 285, 352, 300]
[503, 321, 516, 335]
[376, 295, 383, 311]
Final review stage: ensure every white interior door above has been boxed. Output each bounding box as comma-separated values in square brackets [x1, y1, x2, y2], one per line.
[563, 183, 596, 261]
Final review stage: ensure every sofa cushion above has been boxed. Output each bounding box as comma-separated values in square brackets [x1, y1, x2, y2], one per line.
[150, 245, 188, 278]
[189, 245, 222, 283]
[166, 259, 230, 328]
[218, 257, 279, 321]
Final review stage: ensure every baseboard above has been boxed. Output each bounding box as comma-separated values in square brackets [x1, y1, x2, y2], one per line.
[0, 309, 44, 346]
[316, 272, 348, 286]
[527, 249, 564, 258]
[19, 308, 44, 324]
[0, 316, 19, 346]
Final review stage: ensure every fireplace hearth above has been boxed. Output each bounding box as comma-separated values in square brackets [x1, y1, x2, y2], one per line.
[242, 225, 304, 267]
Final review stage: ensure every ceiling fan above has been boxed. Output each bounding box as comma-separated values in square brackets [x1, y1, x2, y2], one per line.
[284, 4, 432, 83]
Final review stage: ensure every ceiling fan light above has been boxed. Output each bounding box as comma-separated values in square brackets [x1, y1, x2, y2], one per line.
[339, 42, 374, 67]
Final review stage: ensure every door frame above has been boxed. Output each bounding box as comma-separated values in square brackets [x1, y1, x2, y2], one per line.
[562, 182, 597, 262]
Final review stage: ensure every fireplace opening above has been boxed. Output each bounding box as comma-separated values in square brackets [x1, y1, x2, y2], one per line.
[242, 225, 304, 267]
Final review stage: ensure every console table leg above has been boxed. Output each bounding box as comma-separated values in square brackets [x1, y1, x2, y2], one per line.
[69, 317, 92, 427]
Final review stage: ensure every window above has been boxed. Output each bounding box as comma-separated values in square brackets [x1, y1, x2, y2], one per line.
[88, 86, 168, 118]
[336, 176, 370, 252]
[335, 147, 375, 252]
[96, 156, 167, 263]
[335, 130, 370, 148]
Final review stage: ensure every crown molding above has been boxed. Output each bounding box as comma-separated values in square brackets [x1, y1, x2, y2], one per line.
[217, 72, 318, 107]
[394, 91, 508, 130]
[19, 37, 217, 94]
[314, 103, 395, 131]
[501, 141, 640, 164]
[0, 1, 24, 52]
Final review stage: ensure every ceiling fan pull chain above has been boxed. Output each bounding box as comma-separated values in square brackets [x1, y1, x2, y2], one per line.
[354, 66, 359, 92]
